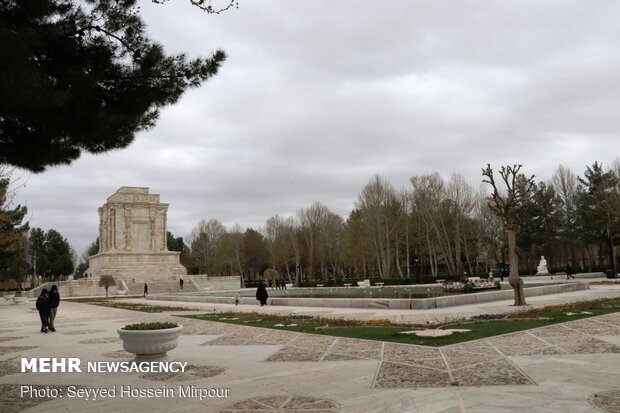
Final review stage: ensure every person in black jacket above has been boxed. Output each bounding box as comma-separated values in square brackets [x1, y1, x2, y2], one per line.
[36, 289, 51, 333]
[256, 282, 268, 306]
[48, 285, 60, 332]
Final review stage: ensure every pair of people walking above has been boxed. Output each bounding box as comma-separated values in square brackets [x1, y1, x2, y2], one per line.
[36, 285, 60, 333]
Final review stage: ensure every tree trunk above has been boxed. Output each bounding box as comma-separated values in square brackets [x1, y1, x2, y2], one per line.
[395, 231, 404, 278]
[507, 228, 526, 306]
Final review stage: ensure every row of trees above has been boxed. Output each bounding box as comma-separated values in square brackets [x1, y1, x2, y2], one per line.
[1, 160, 618, 294]
[0, 226, 76, 288]
[182, 161, 620, 286]
[0, 165, 77, 288]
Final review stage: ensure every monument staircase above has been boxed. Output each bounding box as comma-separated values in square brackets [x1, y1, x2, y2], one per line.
[26, 275, 240, 298]
[123, 279, 198, 295]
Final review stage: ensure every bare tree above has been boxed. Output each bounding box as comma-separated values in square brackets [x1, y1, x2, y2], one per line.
[550, 164, 582, 265]
[319, 211, 345, 280]
[298, 202, 330, 279]
[189, 219, 225, 274]
[98, 275, 115, 298]
[356, 175, 400, 278]
[228, 224, 246, 283]
[474, 186, 504, 271]
[482, 164, 535, 306]
[411, 174, 459, 275]
[153, 0, 239, 14]
[285, 217, 303, 285]
[400, 190, 412, 278]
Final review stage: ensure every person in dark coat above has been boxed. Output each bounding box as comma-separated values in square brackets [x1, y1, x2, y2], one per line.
[48, 285, 60, 332]
[180, 277, 184, 290]
[36, 289, 51, 333]
[256, 282, 268, 306]
[144, 283, 148, 296]
[565, 264, 575, 280]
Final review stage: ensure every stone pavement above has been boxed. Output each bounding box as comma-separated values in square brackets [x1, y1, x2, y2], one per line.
[1, 284, 619, 412]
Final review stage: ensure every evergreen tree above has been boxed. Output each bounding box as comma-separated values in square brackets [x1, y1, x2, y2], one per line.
[28, 227, 74, 279]
[243, 229, 268, 279]
[516, 182, 561, 273]
[0, 0, 226, 172]
[0, 179, 29, 251]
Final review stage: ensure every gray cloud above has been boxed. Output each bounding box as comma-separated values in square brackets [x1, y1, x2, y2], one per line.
[13, 0, 620, 255]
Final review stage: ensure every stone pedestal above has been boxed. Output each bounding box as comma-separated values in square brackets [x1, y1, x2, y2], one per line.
[87, 187, 186, 281]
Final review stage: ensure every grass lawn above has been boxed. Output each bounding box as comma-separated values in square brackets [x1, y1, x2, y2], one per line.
[181, 299, 620, 346]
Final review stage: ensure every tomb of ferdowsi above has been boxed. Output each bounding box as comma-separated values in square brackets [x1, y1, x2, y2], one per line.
[86, 186, 187, 282]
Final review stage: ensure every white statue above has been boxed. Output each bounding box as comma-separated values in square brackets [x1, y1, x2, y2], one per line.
[536, 255, 549, 275]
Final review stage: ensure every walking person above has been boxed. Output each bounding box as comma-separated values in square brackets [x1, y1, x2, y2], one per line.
[234, 292, 240, 306]
[565, 264, 575, 280]
[144, 283, 148, 296]
[179, 277, 184, 290]
[36, 289, 51, 333]
[256, 281, 269, 306]
[48, 285, 60, 332]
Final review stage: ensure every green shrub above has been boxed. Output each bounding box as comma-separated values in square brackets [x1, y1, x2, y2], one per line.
[122, 321, 178, 330]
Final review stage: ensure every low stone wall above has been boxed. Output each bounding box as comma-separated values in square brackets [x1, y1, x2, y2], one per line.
[146, 281, 589, 309]
[411, 281, 589, 309]
[191, 275, 241, 291]
[26, 278, 200, 298]
[27, 279, 120, 298]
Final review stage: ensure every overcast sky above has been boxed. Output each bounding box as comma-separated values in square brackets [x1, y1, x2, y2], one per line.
[12, 0, 620, 256]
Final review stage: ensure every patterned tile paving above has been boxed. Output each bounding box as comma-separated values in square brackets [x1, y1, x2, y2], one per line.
[219, 395, 340, 412]
[383, 343, 439, 361]
[102, 349, 133, 359]
[141, 364, 225, 381]
[557, 337, 620, 354]
[79, 336, 121, 344]
[588, 389, 620, 413]
[0, 357, 20, 377]
[174, 312, 620, 389]
[565, 320, 620, 335]
[0, 346, 37, 356]
[62, 329, 106, 335]
[322, 353, 363, 361]
[4, 307, 612, 396]
[266, 347, 324, 362]
[488, 331, 547, 351]
[288, 335, 336, 351]
[0, 384, 68, 413]
[374, 362, 451, 388]
[202, 336, 249, 346]
[248, 332, 299, 346]
[442, 351, 504, 371]
[518, 345, 567, 356]
[450, 358, 533, 386]
[329, 337, 382, 355]
[0, 336, 24, 343]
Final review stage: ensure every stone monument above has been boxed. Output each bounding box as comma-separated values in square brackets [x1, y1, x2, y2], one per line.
[87, 187, 187, 281]
[536, 255, 549, 275]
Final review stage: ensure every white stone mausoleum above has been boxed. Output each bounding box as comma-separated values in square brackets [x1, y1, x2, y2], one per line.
[86, 187, 187, 281]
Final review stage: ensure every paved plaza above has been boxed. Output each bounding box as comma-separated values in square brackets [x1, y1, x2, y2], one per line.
[1, 283, 620, 412]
